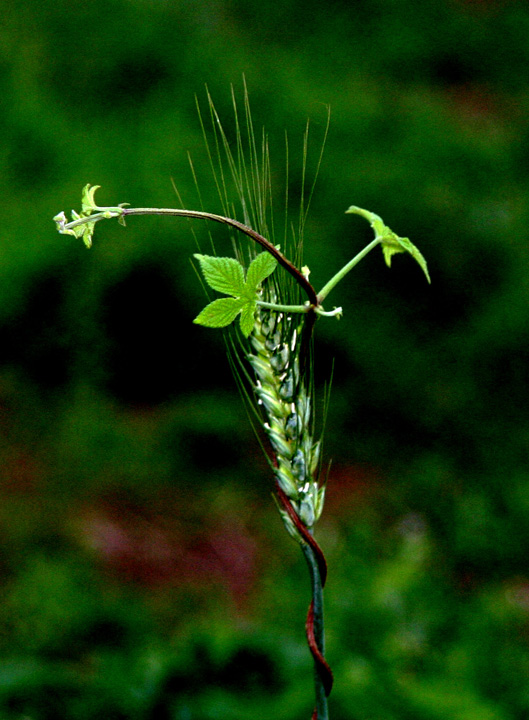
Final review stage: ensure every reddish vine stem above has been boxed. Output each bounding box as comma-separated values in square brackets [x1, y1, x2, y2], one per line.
[275, 483, 327, 584]
[306, 601, 334, 696]
[126, 205, 330, 712]
[123, 208, 320, 306]
[126, 207, 330, 711]
[124, 207, 319, 375]
[275, 482, 334, 716]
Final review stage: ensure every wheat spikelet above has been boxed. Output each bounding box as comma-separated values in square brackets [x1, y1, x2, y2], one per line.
[247, 301, 324, 538]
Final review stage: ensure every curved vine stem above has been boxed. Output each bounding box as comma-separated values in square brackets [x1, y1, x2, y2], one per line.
[122, 207, 319, 307]
[303, 547, 332, 720]
[120, 207, 321, 375]
[276, 483, 333, 719]
[55, 144, 429, 720]
[57, 187, 432, 719]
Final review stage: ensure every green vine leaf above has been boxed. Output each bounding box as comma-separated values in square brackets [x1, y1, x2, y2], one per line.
[346, 206, 430, 284]
[193, 297, 247, 328]
[381, 233, 430, 284]
[240, 302, 258, 337]
[70, 210, 97, 249]
[193, 252, 278, 337]
[193, 254, 246, 296]
[81, 184, 101, 214]
[245, 251, 277, 292]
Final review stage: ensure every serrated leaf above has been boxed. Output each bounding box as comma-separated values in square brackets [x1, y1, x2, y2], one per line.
[194, 254, 246, 296]
[239, 301, 257, 337]
[193, 297, 247, 328]
[245, 252, 277, 291]
[381, 234, 430, 284]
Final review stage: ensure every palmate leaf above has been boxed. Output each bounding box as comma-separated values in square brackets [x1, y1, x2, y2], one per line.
[193, 254, 246, 296]
[193, 251, 278, 337]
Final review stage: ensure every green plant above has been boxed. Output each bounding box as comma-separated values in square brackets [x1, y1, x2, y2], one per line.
[53, 86, 429, 720]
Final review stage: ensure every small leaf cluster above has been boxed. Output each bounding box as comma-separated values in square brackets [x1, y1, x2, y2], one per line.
[346, 206, 430, 283]
[53, 184, 127, 249]
[193, 252, 278, 337]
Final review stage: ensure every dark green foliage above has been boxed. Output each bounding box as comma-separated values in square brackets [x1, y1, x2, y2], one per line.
[2, 0, 529, 717]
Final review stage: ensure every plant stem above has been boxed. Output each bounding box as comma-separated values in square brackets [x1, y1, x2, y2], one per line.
[316, 237, 381, 303]
[302, 541, 330, 720]
[256, 300, 342, 318]
[256, 300, 310, 313]
[122, 207, 319, 306]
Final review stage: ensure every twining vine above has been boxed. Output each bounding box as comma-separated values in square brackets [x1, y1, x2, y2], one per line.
[54, 135, 428, 719]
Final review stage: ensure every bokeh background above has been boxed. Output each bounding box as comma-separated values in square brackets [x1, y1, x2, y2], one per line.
[2, 0, 529, 718]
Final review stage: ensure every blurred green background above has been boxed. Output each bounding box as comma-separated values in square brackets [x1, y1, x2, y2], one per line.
[2, 0, 529, 717]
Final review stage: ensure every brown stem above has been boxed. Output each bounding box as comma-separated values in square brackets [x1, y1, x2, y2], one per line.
[123, 206, 319, 376]
[123, 207, 319, 306]
[275, 483, 327, 585]
[306, 601, 334, 697]
[275, 481, 334, 716]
